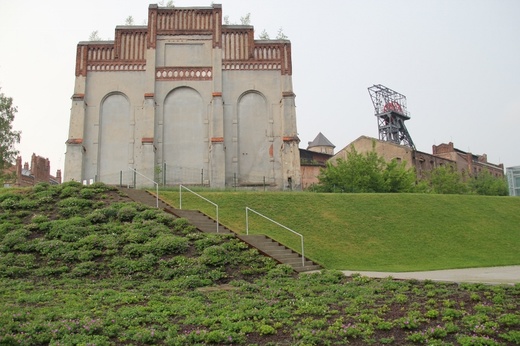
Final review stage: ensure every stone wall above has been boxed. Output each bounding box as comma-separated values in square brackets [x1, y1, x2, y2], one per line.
[65, 4, 301, 190]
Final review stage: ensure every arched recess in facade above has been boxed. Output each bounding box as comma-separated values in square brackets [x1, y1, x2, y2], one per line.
[98, 92, 131, 184]
[162, 87, 207, 185]
[237, 91, 274, 185]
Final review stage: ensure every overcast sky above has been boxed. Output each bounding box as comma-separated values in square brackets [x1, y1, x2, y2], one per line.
[1, 0, 519, 176]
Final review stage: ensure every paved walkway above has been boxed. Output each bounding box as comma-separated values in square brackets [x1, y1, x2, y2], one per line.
[341, 266, 520, 285]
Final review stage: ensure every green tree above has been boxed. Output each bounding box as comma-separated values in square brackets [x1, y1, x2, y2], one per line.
[316, 145, 415, 193]
[383, 159, 416, 193]
[429, 165, 467, 194]
[469, 170, 508, 196]
[276, 27, 288, 39]
[259, 29, 270, 40]
[240, 13, 251, 25]
[88, 30, 102, 41]
[0, 89, 21, 178]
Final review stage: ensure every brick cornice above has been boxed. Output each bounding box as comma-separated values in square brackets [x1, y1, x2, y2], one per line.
[283, 136, 300, 143]
[66, 138, 83, 145]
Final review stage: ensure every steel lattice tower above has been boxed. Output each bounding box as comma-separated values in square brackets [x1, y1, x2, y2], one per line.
[368, 84, 416, 150]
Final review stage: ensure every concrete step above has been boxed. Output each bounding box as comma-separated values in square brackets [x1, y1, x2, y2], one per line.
[293, 265, 321, 273]
[284, 259, 316, 266]
[237, 234, 322, 272]
[119, 187, 321, 273]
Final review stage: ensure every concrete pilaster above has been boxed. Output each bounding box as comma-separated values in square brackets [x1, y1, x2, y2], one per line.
[280, 91, 301, 190]
[209, 93, 225, 188]
[64, 75, 87, 182]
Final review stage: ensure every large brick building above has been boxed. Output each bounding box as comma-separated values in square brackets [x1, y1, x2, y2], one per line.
[331, 136, 504, 181]
[65, 3, 301, 190]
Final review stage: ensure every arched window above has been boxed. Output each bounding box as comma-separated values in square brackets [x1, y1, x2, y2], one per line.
[163, 87, 206, 184]
[99, 93, 130, 183]
[237, 91, 270, 184]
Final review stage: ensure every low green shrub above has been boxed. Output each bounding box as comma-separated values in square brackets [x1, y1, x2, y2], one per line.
[1, 228, 31, 250]
[58, 197, 93, 209]
[172, 218, 196, 233]
[69, 261, 101, 277]
[59, 185, 81, 198]
[0, 197, 20, 209]
[87, 209, 109, 224]
[148, 234, 189, 256]
[117, 206, 138, 222]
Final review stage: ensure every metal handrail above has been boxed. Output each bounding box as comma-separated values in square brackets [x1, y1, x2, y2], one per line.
[245, 207, 305, 267]
[179, 185, 219, 233]
[129, 167, 159, 208]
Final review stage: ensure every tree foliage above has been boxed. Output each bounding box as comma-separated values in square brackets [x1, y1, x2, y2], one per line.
[240, 13, 251, 25]
[469, 170, 508, 196]
[88, 30, 102, 41]
[429, 165, 468, 194]
[427, 166, 507, 196]
[314, 144, 506, 196]
[316, 145, 416, 193]
[259, 29, 270, 40]
[276, 27, 288, 39]
[0, 89, 21, 174]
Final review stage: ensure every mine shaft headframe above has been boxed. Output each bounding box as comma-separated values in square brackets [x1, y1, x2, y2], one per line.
[367, 84, 416, 150]
[368, 84, 409, 118]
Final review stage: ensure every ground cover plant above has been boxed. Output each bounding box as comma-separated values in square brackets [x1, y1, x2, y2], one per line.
[1, 182, 519, 345]
[159, 190, 520, 271]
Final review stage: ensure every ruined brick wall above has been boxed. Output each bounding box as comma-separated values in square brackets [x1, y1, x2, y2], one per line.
[11, 154, 61, 187]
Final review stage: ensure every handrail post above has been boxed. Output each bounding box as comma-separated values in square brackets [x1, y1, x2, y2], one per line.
[216, 205, 219, 233]
[179, 184, 219, 233]
[245, 207, 305, 267]
[246, 207, 249, 235]
[129, 167, 159, 208]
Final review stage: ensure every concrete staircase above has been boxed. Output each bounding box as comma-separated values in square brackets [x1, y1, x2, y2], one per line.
[169, 208, 234, 235]
[237, 234, 321, 273]
[118, 187, 321, 272]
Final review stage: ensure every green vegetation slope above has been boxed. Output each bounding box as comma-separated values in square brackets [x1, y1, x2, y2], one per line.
[1, 182, 519, 345]
[161, 190, 520, 271]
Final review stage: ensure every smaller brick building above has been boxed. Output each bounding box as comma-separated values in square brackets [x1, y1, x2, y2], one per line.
[300, 133, 335, 189]
[3, 154, 61, 187]
[432, 142, 504, 179]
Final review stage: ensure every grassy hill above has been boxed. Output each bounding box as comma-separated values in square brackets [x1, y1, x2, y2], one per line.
[1, 182, 519, 345]
[159, 190, 520, 271]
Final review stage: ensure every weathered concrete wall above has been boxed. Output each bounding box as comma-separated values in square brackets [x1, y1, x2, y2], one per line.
[64, 4, 301, 189]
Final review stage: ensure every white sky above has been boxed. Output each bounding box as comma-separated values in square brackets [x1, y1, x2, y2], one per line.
[1, 0, 519, 176]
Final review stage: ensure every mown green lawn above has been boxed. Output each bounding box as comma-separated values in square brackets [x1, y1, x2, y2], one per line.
[159, 190, 520, 271]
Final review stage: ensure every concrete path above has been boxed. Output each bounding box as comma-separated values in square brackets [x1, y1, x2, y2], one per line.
[341, 266, 520, 285]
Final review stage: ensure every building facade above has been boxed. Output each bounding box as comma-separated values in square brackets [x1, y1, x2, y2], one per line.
[3, 154, 61, 187]
[432, 142, 504, 179]
[64, 4, 301, 190]
[299, 132, 335, 189]
[331, 136, 504, 181]
[506, 166, 520, 196]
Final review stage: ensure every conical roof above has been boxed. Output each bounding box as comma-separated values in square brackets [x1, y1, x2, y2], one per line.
[307, 132, 335, 149]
